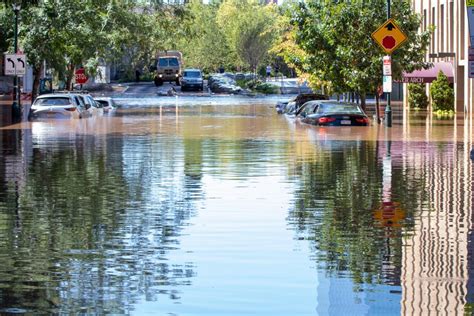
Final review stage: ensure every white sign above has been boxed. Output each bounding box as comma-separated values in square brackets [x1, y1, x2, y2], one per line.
[4, 53, 27, 76]
[383, 55, 391, 76]
[383, 75, 392, 93]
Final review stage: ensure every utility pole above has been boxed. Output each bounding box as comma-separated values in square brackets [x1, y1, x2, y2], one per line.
[385, 0, 392, 127]
[12, 3, 21, 122]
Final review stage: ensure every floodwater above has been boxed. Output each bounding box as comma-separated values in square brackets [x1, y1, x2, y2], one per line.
[0, 96, 474, 315]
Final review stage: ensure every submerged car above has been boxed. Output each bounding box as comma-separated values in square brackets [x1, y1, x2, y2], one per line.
[296, 100, 370, 126]
[29, 93, 94, 120]
[276, 93, 329, 114]
[181, 68, 204, 91]
[94, 97, 117, 112]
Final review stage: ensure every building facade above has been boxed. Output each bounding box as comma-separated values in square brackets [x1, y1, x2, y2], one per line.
[409, 1, 472, 114]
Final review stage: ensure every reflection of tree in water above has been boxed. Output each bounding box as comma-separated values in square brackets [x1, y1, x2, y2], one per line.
[288, 140, 422, 288]
[0, 133, 201, 314]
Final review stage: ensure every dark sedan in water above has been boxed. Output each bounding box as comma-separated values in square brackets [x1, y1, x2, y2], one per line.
[296, 100, 370, 126]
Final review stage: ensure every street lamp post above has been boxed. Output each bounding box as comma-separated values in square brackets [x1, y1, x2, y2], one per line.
[12, 3, 21, 122]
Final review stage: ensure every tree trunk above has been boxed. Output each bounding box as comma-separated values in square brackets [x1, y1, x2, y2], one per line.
[66, 63, 75, 91]
[375, 93, 381, 124]
[31, 64, 42, 101]
[360, 92, 366, 111]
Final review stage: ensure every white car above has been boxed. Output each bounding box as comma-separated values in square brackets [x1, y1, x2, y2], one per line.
[94, 97, 117, 112]
[78, 94, 103, 116]
[29, 93, 94, 120]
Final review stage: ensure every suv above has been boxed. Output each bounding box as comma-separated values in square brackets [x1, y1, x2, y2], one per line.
[29, 93, 95, 120]
[181, 69, 204, 91]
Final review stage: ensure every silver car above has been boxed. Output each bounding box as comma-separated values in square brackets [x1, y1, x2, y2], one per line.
[94, 97, 117, 112]
[29, 93, 94, 120]
[181, 68, 204, 91]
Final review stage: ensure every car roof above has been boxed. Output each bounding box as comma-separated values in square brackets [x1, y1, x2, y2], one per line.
[183, 68, 202, 72]
[94, 97, 113, 101]
[36, 93, 77, 99]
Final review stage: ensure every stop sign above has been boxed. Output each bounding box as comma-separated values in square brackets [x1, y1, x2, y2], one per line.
[382, 36, 396, 50]
[75, 68, 88, 84]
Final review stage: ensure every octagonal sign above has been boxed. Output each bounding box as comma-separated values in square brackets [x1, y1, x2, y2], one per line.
[371, 19, 407, 54]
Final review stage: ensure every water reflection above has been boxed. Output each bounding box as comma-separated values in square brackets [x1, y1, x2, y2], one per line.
[0, 99, 473, 314]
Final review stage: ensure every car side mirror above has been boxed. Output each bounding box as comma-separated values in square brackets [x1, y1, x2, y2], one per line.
[300, 112, 307, 118]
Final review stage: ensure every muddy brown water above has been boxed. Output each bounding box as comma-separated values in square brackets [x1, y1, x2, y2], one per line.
[0, 97, 473, 315]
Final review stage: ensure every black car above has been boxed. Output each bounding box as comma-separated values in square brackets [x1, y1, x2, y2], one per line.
[296, 100, 370, 126]
[276, 93, 329, 114]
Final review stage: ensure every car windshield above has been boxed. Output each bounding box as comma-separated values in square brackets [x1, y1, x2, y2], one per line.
[316, 103, 364, 115]
[158, 57, 179, 67]
[96, 100, 109, 106]
[184, 71, 201, 78]
[35, 97, 71, 106]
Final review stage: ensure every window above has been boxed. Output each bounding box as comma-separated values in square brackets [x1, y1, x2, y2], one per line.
[35, 97, 71, 106]
[440, 5, 444, 52]
[184, 71, 202, 78]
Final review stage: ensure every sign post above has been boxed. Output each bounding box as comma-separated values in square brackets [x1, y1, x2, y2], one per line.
[371, 1, 408, 128]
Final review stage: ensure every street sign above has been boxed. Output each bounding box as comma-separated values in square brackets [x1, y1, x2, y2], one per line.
[468, 4, 474, 46]
[75, 68, 88, 84]
[383, 55, 391, 76]
[4, 53, 26, 76]
[383, 75, 392, 93]
[372, 19, 408, 54]
[469, 48, 474, 78]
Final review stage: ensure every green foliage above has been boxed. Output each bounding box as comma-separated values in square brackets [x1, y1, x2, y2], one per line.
[280, 0, 431, 107]
[407, 83, 428, 109]
[175, 0, 234, 73]
[430, 71, 454, 112]
[217, 0, 280, 72]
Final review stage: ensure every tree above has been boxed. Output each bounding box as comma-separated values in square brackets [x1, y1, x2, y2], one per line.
[430, 71, 454, 112]
[282, 0, 431, 109]
[408, 83, 428, 109]
[176, 0, 234, 73]
[217, 0, 280, 73]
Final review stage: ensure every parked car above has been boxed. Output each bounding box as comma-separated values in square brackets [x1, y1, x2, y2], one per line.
[276, 93, 329, 114]
[296, 100, 370, 126]
[29, 93, 94, 120]
[78, 93, 103, 116]
[181, 68, 204, 91]
[94, 97, 116, 112]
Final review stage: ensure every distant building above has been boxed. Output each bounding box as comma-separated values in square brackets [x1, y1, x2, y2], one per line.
[408, 1, 472, 114]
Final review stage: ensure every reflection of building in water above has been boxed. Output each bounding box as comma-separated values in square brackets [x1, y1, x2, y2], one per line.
[400, 142, 472, 314]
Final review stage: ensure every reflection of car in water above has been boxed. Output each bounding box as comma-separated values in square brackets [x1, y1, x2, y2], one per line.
[153, 51, 183, 86]
[296, 100, 370, 126]
[276, 93, 329, 114]
[29, 93, 95, 120]
[181, 69, 204, 91]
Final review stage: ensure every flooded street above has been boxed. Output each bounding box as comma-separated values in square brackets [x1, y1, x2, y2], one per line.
[0, 96, 474, 315]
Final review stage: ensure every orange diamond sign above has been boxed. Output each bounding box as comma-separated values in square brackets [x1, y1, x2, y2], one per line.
[371, 19, 407, 54]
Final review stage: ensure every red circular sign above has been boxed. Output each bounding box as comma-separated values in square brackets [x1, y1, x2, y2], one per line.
[382, 36, 396, 50]
[75, 68, 88, 84]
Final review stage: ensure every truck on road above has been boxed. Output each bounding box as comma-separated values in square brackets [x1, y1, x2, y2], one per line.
[153, 51, 183, 86]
